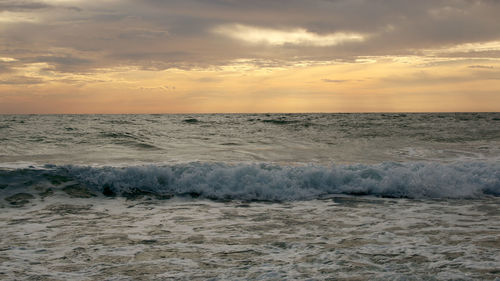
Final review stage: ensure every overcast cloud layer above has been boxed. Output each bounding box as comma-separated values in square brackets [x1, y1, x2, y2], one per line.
[1, 0, 500, 74]
[0, 0, 499, 113]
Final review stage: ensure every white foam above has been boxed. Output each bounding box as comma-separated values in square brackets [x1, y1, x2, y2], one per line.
[60, 161, 500, 200]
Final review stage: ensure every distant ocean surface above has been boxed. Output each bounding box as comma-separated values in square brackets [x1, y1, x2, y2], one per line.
[1, 113, 499, 280]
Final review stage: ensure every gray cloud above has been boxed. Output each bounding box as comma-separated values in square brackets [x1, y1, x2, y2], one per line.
[468, 65, 495, 69]
[0, 63, 11, 74]
[0, 1, 50, 12]
[25, 54, 87, 65]
[1, 0, 499, 73]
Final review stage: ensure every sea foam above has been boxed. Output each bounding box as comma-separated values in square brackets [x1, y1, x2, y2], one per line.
[55, 161, 499, 200]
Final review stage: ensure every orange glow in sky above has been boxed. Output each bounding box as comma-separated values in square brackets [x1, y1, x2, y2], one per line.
[1, 1, 499, 113]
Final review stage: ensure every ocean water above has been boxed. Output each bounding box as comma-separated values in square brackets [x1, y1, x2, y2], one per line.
[0, 113, 499, 280]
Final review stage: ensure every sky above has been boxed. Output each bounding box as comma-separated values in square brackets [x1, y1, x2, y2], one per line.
[0, 0, 499, 113]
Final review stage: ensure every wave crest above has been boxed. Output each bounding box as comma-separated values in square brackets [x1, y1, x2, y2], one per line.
[60, 162, 499, 200]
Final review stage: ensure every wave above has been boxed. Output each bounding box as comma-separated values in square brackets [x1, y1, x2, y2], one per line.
[1, 162, 499, 201]
[98, 131, 162, 150]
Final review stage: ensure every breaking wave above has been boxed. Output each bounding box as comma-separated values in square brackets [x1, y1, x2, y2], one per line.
[2, 161, 498, 201]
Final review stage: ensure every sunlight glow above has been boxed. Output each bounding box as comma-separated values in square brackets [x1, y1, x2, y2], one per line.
[0, 57, 18, 62]
[213, 24, 366, 47]
[424, 41, 500, 55]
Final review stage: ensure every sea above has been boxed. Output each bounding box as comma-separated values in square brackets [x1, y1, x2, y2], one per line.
[0, 113, 499, 280]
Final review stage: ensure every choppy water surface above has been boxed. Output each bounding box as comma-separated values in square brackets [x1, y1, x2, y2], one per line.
[1, 113, 499, 165]
[1, 113, 499, 280]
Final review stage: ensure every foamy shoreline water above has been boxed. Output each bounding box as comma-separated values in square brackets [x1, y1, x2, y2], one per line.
[1, 194, 499, 280]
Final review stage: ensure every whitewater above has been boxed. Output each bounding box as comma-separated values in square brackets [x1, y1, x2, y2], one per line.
[1, 113, 499, 280]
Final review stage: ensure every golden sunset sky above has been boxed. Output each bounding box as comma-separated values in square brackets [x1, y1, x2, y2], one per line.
[1, 0, 499, 113]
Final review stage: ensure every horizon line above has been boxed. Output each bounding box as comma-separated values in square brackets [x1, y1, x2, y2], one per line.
[1, 111, 499, 115]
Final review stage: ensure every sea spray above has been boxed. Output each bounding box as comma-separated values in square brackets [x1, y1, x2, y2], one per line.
[0, 161, 492, 201]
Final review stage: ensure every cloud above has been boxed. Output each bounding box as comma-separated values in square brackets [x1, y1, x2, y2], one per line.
[0, 11, 41, 23]
[0, 57, 17, 74]
[0, 75, 44, 85]
[322, 79, 350, 83]
[31, 55, 91, 64]
[0, 1, 50, 12]
[1, 0, 500, 73]
[196, 77, 222, 83]
[0, 65, 8, 74]
[137, 85, 176, 92]
[423, 41, 500, 56]
[0, 57, 18, 62]
[381, 68, 500, 86]
[468, 65, 494, 69]
[213, 24, 366, 47]
[118, 28, 168, 40]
